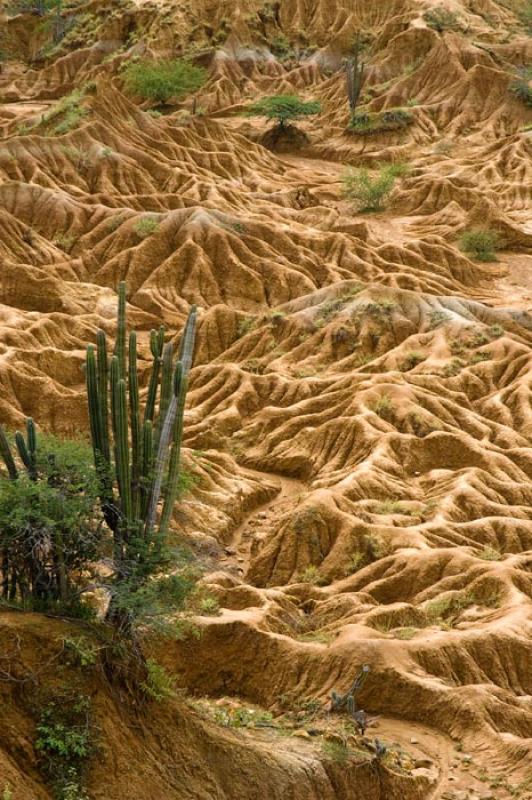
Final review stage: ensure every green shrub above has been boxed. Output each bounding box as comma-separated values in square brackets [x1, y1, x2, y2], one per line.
[0, 433, 102, 609]
[141, 658, 177, 702]
[400, 350, 425, 371]
[134, 216, 159, 238]
[511, 68, 532, 107]
[348, 108, 413, 135]
[123, 59, 207, 104]
[245, 95, 321, 129]
[342, 166, 397, 212]
[35, 694, 92, 800]
[370, 393, 394, 419]
[424, 7, 462, 31]
[198, 595, 220, 615]
[518, 3, 532, 34]
[459, 228, 501, 261]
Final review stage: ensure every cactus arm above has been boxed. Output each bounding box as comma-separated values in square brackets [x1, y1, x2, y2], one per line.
[158, 364, 187, 537]
[143, 327, 164, 425]
[178, 305, 198, 376]
[15, 431, 37, 480]
[140, 419, 154, 521]
[112, 372, 132, 531]
[128, 331, 141, 520]
[114, 281, 127, 381]
[155, 341, 174, 448]
[0, 427, 18, 480]
[96, 330, 110, 463]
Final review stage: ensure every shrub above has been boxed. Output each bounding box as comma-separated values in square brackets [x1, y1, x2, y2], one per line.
[370, 393, 394, 420]
[400, 350, 425, 371]
[198, 596, 220, 615]
[42, 90, 88, 135]
[35, 694, 92, 800]
[134, 216, 159, 238]
[245, 95, 321, 129]
[424, 7, 462, 32]
[348, 108, 413, 135]
[342, 166, 397, 212]
[123, 59, 207, 104]
[0, 431, 102, 609]
[141, 658, 177, 702]
[511, 68, 532, 107]
[459, 228, 501, 261]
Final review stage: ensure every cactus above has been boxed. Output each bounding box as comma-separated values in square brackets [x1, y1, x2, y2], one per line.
[86, 282, 197, 568]
[0, 419, 39, 481]
[330, 664, 370, 716]
[346, 32, 366, 116]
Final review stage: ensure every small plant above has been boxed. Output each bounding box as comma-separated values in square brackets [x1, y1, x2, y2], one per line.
[141, 659, 177, 702]
[62, 636, 99, 667]
[322, 739, 350, 763]
[510, 67, 532, 107]
[245, 95, 321, 130]
[198, 596, 220, 616]
[2, 787, 13, 800]
[433, 139, 454, 156]
[394, 627, 418, 640]
[429, 310, 451, 329]
[442, 358, 465, 377]
[236, 316, 256, 337]
[424, 7, 462, 32]
[43, 89, 88, 135]
[459, 228, 501, 261]
[478, 546, 502, 561]
[342, 166, 397, 212]
[298, 565, 326, 585]
[370, 393, 393, 420]
[348, 108, 413, 135]
[134, 216, 159, 238]
[123, 59, 207, 104]
[372, 499, 415, 516]
[35, 695, 92, 800]
[400, 350, 425, 371]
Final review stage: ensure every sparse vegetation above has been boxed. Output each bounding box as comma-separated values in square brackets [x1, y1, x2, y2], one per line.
[35, 694, 92, 800]
[348, 108, 413, 135]
[123, 59, 207, 104]
[370, 393, 394, 419]
[510, 67, 532, 107]
[198, 595, 220, 615]
[459, 228, 501, 261]
[141, 658, 177, 702]
[342, 166, 398, 212]
[298, 565, 327, 586]
[478, 546, 502, 561]
[399, 350, 425, 371]
[134, 216, 160, 238]
[424, 7, 462, 32]
[245, 95, 321, 130]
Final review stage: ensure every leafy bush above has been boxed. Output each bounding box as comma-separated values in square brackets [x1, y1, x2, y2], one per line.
[0, 432, 102, 609]
[35, 694, 92, 800]
[134, 216, 159, 238]
[245, 95, 321, 129]
[342, 166, 397, 212]
[141, 658, 176, 702]
[459, 228, 501, 261]
[348, 108, 413, 135]
[424, 7, 462, 31]
[511, 68, 532, 107]
[122, 59, 207, 104]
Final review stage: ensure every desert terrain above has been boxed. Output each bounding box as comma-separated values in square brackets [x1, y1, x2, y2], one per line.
[0, 0, 531, 798]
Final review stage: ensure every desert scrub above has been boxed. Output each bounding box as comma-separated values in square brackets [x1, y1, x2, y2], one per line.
[43, 90, 88, 135]
[298, 565, 327, 585]
[245, 95, 321, 130]
[478, 546, 502, 561]
[134, 216, 159, 238]
[400, 350, 425, 371]
[424, 7, 462, 32]
[342, 166, 399, 212]
[370, 393, 394, 420]
[459, 228, 501, 261]
[236, 316, 256, 337]
[511, 67, 532, 107]
[123, 59, 207, 104]
[348, 108, 413, 135]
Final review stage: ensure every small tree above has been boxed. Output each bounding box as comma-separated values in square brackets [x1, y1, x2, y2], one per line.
[245, 94, 321, 130]
[342, 166, 397, 212]
[122, 59, 207, 105]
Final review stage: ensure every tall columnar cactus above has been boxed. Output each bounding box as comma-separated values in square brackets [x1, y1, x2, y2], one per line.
[86, 282, 197, 566]
[346, 32, 366, 116]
